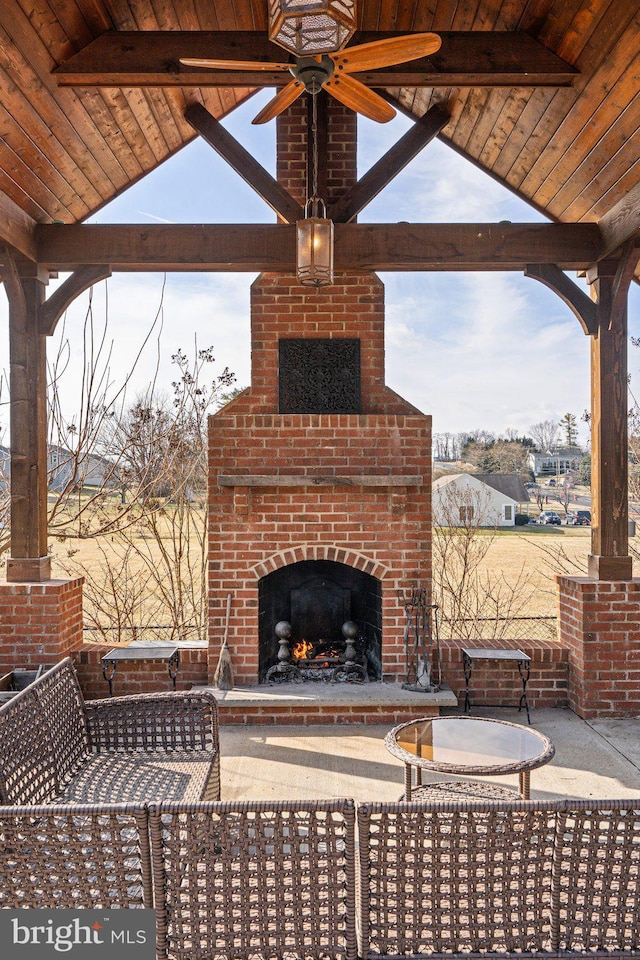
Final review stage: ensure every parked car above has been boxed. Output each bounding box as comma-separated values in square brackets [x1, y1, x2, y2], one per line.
[538, 511, 562, 525]
[566, 510, 591, 525]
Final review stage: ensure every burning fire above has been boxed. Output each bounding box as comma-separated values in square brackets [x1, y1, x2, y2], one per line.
[292, 638, 314, 660]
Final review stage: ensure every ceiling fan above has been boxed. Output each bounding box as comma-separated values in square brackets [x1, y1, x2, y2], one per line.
[180, 32, 442, 125]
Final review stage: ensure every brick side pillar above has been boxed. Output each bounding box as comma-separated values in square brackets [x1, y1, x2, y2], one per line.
[557, 574, 640, 717]
[0, 577, 84, 671]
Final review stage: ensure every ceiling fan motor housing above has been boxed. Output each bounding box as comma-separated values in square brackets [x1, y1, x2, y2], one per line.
[291, 56, 335, 93]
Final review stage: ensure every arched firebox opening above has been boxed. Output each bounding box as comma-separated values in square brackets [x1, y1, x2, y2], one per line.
[258, 560, 382, 682]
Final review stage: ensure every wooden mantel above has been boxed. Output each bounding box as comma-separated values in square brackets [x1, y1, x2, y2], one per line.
[218, 475, 424, 487]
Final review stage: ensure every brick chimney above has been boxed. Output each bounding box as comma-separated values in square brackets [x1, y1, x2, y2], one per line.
[207, 96, 432, 686]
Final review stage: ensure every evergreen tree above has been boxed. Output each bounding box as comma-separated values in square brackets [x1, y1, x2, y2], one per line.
[559, 412, 579, 448]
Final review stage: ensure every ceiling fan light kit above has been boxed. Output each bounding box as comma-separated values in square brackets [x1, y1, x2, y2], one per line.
[268, 0, 357, 56]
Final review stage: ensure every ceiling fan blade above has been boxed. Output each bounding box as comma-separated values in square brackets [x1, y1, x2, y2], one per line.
[252, 79, 305, 124]
[331, 33, 441, 73]
[180, 57, 289, 73]
[323, 74, 396, 123]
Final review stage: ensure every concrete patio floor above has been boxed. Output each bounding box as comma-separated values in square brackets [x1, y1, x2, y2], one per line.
[219, 706, 640, 802]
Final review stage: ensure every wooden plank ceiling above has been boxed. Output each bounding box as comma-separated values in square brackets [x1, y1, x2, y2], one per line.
[0, 0, 638, 276]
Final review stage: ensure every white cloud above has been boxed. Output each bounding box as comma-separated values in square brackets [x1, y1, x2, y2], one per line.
[0, 273, 254, 432]
[383, 271, 591, 441]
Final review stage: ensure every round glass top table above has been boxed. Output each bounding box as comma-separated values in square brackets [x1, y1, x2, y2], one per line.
[384, 715, 555, 800]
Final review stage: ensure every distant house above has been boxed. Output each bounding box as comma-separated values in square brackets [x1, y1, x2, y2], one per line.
[433, 473, 520, 527]
[48, 446, 118, 492]
[0, 444, 8, 488]
[1, 444, 117, 493]
[475, 473, 531, 505]
[528, 448, 582, 478]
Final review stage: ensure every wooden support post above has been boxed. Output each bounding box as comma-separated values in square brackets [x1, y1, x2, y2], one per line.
[587, 261, 632, 580]
[4, 251, 51, 581]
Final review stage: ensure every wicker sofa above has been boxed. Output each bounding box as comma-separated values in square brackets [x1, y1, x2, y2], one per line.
[2, 660, 640, 960]
[0, 657, 220, 805]
[2, 795, 640, 960]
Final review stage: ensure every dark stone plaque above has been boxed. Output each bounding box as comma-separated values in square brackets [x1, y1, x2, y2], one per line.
[278, 338, 361, 413]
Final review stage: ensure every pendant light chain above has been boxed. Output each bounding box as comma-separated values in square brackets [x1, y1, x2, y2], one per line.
[311, 91, 319, 206]
[296, 87, 334, 287]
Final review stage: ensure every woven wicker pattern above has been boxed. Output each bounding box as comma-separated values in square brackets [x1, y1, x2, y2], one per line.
[557, 800, 640, 952]
[404, 780, 521, 802]
[0, 687, 59, 804]
[149, 799, 357, 960]
[0, 660, 220, 806]
[0, 803, 152, 909]
[33, 659, 90, 786]
[62, 752, 219, 804]
[85, 692, 219, 753]
[358, 800, 558, 958]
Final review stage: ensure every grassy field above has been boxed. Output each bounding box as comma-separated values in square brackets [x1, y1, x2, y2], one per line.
[46, 516, 619, 627]
[471, 527, 591, 617]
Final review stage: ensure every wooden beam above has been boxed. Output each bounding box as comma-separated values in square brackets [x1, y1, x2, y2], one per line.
[185, 102, 303, 224]
[39, 264, 112, 336]
[524, 264, 598, 336]
[599, 183, 640, 258]
[34, 222, 603, 272]
[0, 193, 38, 262]
[3, 246, 51, 580]
[587, 262, 632, 580]
[609, 239, 640, 328]
[53, 30, 578, 88]
[328, 104, 450, 223]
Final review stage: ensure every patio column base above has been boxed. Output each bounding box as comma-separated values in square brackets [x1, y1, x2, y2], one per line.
[6, 555, 52, 582]
[557, 574, 640, 718]
[587, 554, 633, 580]
[0, 576, 84, 671]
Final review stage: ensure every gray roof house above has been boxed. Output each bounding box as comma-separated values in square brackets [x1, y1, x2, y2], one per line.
[433, 473, 521, 528]
[475, 474, 531, 504]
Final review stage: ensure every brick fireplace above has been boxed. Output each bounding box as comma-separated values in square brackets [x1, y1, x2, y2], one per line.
[207, 98, 432, 688]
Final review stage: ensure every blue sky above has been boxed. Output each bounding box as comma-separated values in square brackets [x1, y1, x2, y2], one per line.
[1, 87, 638, 446]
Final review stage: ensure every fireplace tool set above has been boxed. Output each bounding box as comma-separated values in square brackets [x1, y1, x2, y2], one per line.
[399, 586, 441, 692]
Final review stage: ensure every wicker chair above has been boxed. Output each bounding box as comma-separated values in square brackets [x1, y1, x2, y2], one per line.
[0, 657, 220, 806]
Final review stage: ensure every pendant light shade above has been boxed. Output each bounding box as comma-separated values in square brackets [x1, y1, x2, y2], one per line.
[297, 199, 334, 287]
[268, 0, 357, 56]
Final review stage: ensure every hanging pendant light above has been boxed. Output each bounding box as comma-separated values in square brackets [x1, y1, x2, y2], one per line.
[296, 93, 334, 287]
[297, 198, 334, 287]
[268, 0, 357, 57]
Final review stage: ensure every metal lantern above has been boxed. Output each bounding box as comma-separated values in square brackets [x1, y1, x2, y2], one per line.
[268, 0, 357, 57]
[297, 199, 334, 287]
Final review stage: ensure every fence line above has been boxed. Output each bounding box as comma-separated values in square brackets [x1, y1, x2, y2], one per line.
[438, 615, 558, 642]
[82, 624, 203, 645]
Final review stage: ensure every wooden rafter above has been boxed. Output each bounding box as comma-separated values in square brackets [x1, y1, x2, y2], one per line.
[599, 186, 640, 258]
[185, 103, 304, 224]
[328, 104, 450, 223]
[0, 195, 38, 261]
[52, 31, 578, 88]
[34, 222, 603, 272]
